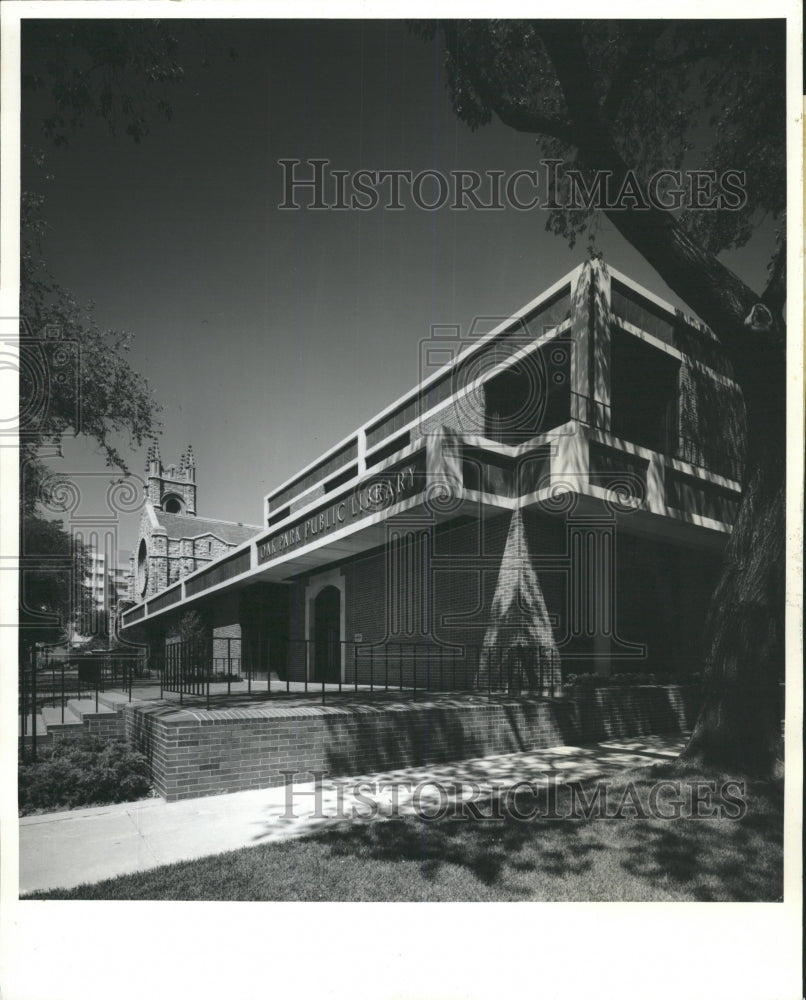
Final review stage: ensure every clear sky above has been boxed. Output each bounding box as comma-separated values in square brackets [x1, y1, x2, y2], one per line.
[21, 18, 776, 561]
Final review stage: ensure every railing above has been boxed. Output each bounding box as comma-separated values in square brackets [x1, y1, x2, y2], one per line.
[152, 637, 564, 710]
[19, 648, 149, 762]
[571, 391, 611, 431]
[19, 639, 695, 753]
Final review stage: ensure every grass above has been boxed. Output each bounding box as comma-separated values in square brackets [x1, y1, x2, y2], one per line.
[26, 761, 783, 902]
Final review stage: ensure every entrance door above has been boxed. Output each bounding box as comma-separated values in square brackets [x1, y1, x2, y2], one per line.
[313, 586, 341, 683]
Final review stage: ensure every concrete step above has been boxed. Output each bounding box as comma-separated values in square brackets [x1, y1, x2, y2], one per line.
[67, 697, 119, 720]
[41, 704, 83, 733]
[96, 690, 134, 711]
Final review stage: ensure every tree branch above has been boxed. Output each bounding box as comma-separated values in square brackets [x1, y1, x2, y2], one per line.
[601, 24, 666, 125]
[493, 101, 579, 146]
[436, 20, 786, 441]
[761, 234, 786, 314]
[441, 22, 579, 145]
[538, 25, 780, 339]
[533, 23, 785, 454]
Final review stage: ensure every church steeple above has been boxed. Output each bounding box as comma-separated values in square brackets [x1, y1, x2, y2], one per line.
[146, 442, 197, 515]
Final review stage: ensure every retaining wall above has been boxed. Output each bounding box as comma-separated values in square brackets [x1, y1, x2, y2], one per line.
[125, 685, 700, 802]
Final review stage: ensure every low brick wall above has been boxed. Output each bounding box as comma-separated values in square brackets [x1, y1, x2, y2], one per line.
[125, 685, 701, 802]
[83, 709, 126, 740]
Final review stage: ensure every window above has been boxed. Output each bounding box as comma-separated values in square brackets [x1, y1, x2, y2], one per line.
[136, 539, 148, 598]
[163, 494, 183, 514]
[610, 329, 679, 453]
[483, 343, 570, 443]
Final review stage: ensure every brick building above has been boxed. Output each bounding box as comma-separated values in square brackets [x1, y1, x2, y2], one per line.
[120, 261, 744, 688]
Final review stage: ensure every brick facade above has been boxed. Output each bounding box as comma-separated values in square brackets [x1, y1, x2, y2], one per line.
[280, 504, 719, 687]
[22, 706, 127, 753]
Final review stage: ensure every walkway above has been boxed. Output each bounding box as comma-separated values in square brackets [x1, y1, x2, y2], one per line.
[18, 733, 686, 895]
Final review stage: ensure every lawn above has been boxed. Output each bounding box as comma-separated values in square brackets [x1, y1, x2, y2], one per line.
[26, 762, 783, 902]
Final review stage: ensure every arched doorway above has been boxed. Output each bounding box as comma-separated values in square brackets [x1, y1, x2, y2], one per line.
[313, 586, 341, 683]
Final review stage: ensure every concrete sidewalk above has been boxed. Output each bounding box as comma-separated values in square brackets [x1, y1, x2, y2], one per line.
[19, 733, 686, 895]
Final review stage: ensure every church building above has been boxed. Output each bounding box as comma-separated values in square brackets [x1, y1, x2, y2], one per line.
[128, 443, 262, 660]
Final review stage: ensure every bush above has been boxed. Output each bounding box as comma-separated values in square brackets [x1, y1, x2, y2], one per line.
[19, 736, 151, 815]
[609, 672, 656, 686]
[573, 673, 609, 687]
[563, 672, 659, 688]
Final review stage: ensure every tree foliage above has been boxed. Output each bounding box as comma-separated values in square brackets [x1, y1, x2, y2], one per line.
[166, 610, 211, 654]
[23, 20, 186, 147]
[410, 20, 786, 340]
[21, 193, 162, 480]
[19, 186, 162, 651]
[18, 20, 201, 651]
[19, 513, 89, 657]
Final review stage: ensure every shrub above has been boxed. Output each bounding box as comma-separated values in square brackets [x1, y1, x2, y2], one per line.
[563, 672, 660, 688]
[19, 736, 151, 815]
[573, 673, 608, 687]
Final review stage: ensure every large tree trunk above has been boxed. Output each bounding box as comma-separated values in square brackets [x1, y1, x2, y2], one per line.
[680, 445, 785, 776]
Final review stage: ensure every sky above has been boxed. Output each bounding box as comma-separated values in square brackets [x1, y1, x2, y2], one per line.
[20, 17, 778, 562]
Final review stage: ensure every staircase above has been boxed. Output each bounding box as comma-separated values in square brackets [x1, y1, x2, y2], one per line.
[20, 693, 125, 751]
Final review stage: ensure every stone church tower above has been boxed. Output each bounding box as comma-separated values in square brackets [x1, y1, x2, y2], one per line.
[128, 442, 260, 604]
[146, 441, 197, 515]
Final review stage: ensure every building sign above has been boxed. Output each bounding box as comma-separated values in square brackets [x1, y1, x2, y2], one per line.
[256, 455, 426, 564]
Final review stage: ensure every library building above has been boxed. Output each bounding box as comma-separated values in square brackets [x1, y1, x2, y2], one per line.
[120, 259, 744, 695]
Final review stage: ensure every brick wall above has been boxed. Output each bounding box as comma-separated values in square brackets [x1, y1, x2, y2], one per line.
[84, 708, 126, 740]
[298, 506, 572, 688]
[282, 505, 718, 688]
[125, 685, 700, 802]
[212, 623, 242, 664]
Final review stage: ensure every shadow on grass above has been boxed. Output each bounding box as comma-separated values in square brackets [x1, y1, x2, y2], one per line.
[316, 773, 781, 901]
[27, 762, 783, 902]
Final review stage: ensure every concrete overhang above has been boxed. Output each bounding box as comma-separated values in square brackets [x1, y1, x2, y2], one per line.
[121, 479, 731, 633]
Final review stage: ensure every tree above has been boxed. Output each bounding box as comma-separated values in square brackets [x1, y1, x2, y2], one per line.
[22, 20, 187, 147]
[19, 186, 163, 653]
[18, 514, 90, 663]
[412, 20, 786, 774]
[20, 20, 230, 656]
[18, 20, 195, 652]
[167, 610, 210, 648]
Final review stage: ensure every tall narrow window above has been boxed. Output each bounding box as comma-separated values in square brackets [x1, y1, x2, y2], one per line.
[610, 329, 680, 453]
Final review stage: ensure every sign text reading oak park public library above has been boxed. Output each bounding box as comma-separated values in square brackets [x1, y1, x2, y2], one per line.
[257, 461, 423, 564]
